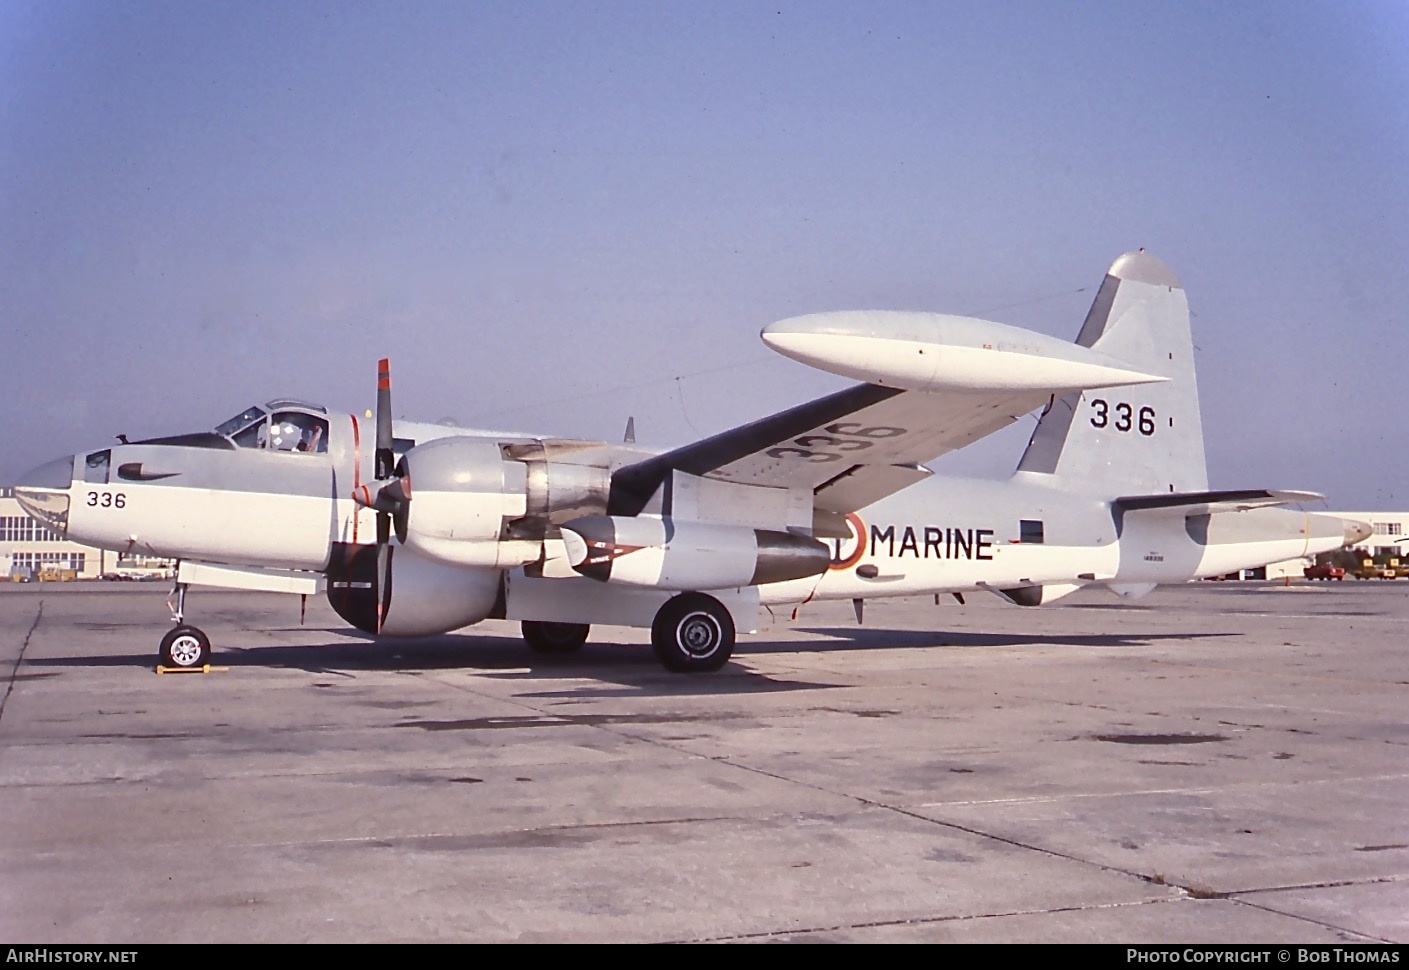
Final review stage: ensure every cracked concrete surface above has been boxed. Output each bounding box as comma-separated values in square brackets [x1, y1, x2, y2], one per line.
[0, 581, 1404, 942]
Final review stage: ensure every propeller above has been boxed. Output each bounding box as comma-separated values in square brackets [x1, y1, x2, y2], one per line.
[351, 358, 412, 632]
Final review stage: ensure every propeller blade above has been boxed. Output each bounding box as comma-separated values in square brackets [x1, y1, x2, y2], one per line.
[385, 471, 411, 544]
[375, 357, 394, 481]
[375, 481, 390, 634]
[372, 358, 395, 634]
[390, 455, 411, 544]
[375, 531, 389, 634]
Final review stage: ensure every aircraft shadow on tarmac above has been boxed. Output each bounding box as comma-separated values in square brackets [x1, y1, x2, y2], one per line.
[1070, 601, 1380, 617]
[24, 633, 844, 696]
[764, 627, 1229, 652]
[25, 622, 1229, 697]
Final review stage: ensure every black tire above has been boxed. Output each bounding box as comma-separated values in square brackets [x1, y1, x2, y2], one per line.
[159, 625, 211, 668]
[651, 593, 734, 673]
[522, 620, 589, 654]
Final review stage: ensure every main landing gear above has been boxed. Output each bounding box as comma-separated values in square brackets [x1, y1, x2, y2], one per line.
[521, 620, 590, 654]
[650, 592, 734, 673]
[517, 592, 737, 673]
[159, 579, 212, 669]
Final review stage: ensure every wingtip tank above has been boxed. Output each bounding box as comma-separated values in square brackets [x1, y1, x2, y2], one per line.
[761, 311, 1165, 393]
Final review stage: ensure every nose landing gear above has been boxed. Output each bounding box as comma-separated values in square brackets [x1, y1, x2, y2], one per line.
[159, 578, 212, 670]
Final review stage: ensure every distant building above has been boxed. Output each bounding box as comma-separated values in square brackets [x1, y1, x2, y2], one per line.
[1, 486, 173, 581]
[1344, 514, 1409, 559]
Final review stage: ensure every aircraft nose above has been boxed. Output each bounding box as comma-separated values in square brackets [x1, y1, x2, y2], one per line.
[13, 455, 75, 535]
[1341, 519, 1373, 547]
[17, 455, 75, 490]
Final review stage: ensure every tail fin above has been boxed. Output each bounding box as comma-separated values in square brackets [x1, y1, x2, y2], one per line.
[1014, 251, 1208, 495]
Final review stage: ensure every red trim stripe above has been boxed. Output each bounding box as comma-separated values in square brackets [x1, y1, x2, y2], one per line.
[350, 413, 362, 543]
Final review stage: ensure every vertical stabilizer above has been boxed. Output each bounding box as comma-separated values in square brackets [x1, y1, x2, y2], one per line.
[1015, 251, 1208, 495]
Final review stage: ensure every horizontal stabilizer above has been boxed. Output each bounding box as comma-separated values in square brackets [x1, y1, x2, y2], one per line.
[1113, 489, 1324, 516]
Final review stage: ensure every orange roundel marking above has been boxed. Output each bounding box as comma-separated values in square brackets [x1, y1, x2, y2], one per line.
[828, 512, 867, 571]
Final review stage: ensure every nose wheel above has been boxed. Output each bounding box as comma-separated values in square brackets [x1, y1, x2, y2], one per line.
[159, 576, 213, 669]
[159, 625, 212, 669]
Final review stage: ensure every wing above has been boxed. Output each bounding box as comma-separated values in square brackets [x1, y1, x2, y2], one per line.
[609, 381, 1055, 519]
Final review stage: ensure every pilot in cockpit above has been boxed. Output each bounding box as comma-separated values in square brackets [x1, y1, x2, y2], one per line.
[298, 425, 323, 452]
[268, 414, 327, 453]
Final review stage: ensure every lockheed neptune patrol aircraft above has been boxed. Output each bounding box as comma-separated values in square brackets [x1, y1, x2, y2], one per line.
[14, 251, 1365, 672]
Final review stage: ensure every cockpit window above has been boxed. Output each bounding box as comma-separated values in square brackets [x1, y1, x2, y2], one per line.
[214, 402, 327, 453]
[84, 449, 111, 484]
[215, 406, 267, 439]
[265, 399, 327, 414]
[231, 423, 264, 449]
[269, 411, 328, 453]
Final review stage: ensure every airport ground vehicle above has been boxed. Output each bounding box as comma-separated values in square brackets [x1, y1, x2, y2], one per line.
[1352, 558, 1396, 580]
[1303, 562, 1345, 580]
[36, 567, 77, 582]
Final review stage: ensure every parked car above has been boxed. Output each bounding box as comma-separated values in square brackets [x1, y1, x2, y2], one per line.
[1303, 562, 1346, 580]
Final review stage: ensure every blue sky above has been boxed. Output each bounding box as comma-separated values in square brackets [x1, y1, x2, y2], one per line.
[3, 1, 1406, 508]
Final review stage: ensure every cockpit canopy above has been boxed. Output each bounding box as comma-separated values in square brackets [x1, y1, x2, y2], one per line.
[214, 400, 329, 453]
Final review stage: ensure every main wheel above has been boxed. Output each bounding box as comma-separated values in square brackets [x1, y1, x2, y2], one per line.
[651, 593, 734, 673]
[521, 620, 589, 654]
[159, 625, 211, 668]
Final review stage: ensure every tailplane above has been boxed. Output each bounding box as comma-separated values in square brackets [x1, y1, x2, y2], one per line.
[1015, 250, 1208, 495]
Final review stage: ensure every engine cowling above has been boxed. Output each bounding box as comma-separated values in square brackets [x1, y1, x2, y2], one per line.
[559, 515, 830, 590]
[396, 436, 611, 569]
[326, 541, 502, 636]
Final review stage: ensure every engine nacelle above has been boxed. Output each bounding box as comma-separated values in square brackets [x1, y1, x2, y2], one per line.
[326, 542, 501, 637]
[560, 515, 830, 590]
[398, 436, 611, 569]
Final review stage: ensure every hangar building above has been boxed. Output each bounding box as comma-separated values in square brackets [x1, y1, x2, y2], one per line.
[1, 486, 172, 581]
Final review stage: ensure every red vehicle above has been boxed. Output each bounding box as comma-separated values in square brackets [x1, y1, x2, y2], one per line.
[1304, 562, 1346, 580]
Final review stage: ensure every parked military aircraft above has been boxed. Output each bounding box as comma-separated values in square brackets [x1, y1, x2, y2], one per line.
[14, 251, 1365, 672]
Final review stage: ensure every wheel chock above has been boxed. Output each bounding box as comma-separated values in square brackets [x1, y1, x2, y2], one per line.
[155, 664, 227, 675]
